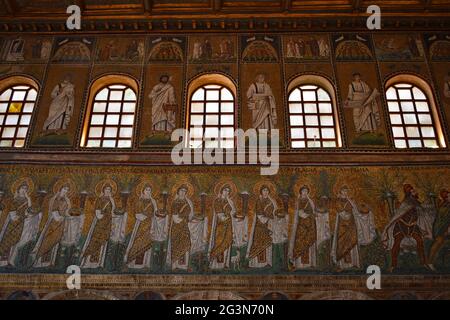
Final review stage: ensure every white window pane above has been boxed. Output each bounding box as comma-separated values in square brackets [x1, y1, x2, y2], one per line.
[0, 140, 12, 147]
[318, 103, 332, 114]
[91, 115, 104, 125]
[109, 90, 123, 101]
[306, 128, 320, 139]
[124, 89, 136, 101]
[290, 115, 303, 126]
[12, 91, 26, 101]
[221, 103, 234, 113]
[415, 102, 429, 112]
[220, 127, 234, 138]
[412, 87, 426, 100]
[2, 127, 15, 138]
[289, 89, 301, 102]
[307, 141, 321, 148]
[305, 116, 318, 126]
[392, 127, 405, 138]
[14, 139, 24, 147]
[119, 128, 133, 138]
[403, 114, 417, 125]
[190, 115, 203, 126]
[405, 127, 420, 138]
[89, 127, 102, 138]
[221, 88, 233, 101]
[301, 85, 317, 90]
[291, 128, 304, 139]
[121, 115, 134, 125]
[418, 114, 432, 125]
[0, 89, 12, 101]
[0, 115, 4, 124]
[388, 102, 400, 112]
[394, 139, 407, 148]
[192, 89, 204, 101]
[110, 85, 126, 90]
[205, 115, 218, 125]
[117, 140, 131, 148]
[400, 101, 414, 112]
[302, 90, 316, 101]
[96, 88, 109, 100]
[102, 140, 117, 148]
[423, 139, 438, 148]
[205, 85, 221, 89]
[386, 87, 397, 100]
[421, 127, 435, 138]
[395, 84, 412, 88]
[322, 141, 336, 148]
[408, 139, 422, 148]
[0, 104, 7, 113]
[123, 103, 136, 113]
[86, 139, 101, 147]
[205, 127, 219, 138]
[26, 89, 37, 101]
[221, 139, 234, 149]
[20, 115, 31, 125]
[23, 103, 34, 113]
[206, 90, 220, 101]
[204, 139, 219, 149]
[304, 104, 317, 114]
[289, 103, 302, 114]
[189, 140, 203, 149]
[93, 102, 107, 113]
[104, 127, 118, 138]
[106, 114, 120, 125]
[206, 102, 219, 113]
[190, 127, 203, 138]
[191, 103, 204, 113]
[221, 115, 234, 125]
[108, 102, 121, 113]
[16, 127, 28, 138]
[292, 140, 305, 148]
[320, 116, 334, 126]
[317, 89, 331, 101]
[398, 89, 412, 100]
[5, 115, 19, 125]
[390, 115, 402, 125]
[321, 128, 335, 139]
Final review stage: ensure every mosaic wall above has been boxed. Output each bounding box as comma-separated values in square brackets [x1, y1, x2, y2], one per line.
[0, 32, 449, 150]
[0, 165, 449, 275]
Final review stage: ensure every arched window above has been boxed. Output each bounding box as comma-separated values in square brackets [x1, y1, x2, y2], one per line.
[0, 76, 39, 148]
[81, 75, 138, 148]
[187, 74, 236, 149]
[287, 75, 341, 148]
[386, 75, 445, 149]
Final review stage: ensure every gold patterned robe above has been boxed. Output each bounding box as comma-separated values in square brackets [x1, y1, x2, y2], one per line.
[0, 197, 30, 259]
[333, 198, 358, 264]
[126, 198, 155, 265]
[247, 198, 274, 263]
[209, 198, 233, 264]
[83, 196, 113, 263]
[34, 196, 68, 264]
[292, 198, 317, 264]
[169, 198, 191, 265]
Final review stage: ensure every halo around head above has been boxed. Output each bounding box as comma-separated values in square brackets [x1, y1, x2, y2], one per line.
[95, 179, 118, 197]
[293, 178, 314, 198]
[11, 177, 34, 195]
[135, 179, 158, 198]
[171, 179, 195, 198]
[253, 180, 277, 197]
[53, 178, 77, 197]
[214, 179, 238, 197]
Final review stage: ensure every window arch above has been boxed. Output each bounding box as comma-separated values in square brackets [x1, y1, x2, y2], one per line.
[81, 75, 138, 148]
[287, 75, 341, 148]
[186, 74, 236, 149]
[385, 75, 446, 149]
[0, 76, 39, 148]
